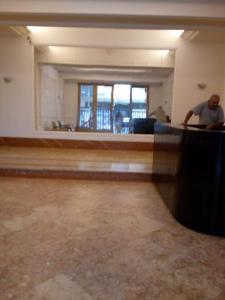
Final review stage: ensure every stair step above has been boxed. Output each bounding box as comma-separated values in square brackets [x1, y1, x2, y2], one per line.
[0, 147, 152, 182]
[0, 167, 152, 181]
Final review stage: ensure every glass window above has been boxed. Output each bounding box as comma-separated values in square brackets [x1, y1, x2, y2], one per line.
[113, 84, 131, 134]
[79, 84, 94, 129]
[78, 83, 149, 134]
[131, 87, 147, 119]
[97, 85, 112, 131]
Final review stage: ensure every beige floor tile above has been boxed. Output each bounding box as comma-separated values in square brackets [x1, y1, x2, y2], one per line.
[0, 178, 225, 300]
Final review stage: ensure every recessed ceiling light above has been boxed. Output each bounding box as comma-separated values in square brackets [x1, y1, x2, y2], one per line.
[169, 30, 184, 37]
[27, 26, 45, 33]
[73, 67, 151, 73]
[48, 46, 58, 50]
[160, 50, 169, 55]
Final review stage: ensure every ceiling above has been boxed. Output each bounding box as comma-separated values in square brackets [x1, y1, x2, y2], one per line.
[53, 65, 173, 78]
[0, 26, 19, 36]
[1, 25, 225, 80]
[0, 1, 224, 83]
[1, 26, 225, 44]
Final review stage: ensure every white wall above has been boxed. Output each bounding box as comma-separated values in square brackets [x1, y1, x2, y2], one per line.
[61, 70, 167, 84]
[172, 40, 225, 123]
[38, 47, 174, 69]
[148, 84, 163, 114]
[0, 37, 34, 136]
[63, 81, 77, 126]
[162, 72, 174, 117]
[29, 28, 182, 50]
[1, 0, 224, 19]
[39, 65, 61, 129]
[148, 73, 174, 119]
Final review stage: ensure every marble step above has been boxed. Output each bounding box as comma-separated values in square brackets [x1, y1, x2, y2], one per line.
[0, 147, 153, 181]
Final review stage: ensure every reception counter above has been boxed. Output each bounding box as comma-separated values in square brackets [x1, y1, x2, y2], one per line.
[153, 123, 225, 237]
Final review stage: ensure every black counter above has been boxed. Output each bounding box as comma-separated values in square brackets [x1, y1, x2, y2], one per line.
[153, 123, 225, 237]
[133, 118, 156, 134]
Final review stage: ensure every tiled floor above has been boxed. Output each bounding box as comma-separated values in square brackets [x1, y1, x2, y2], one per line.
[0, 177, 225, 300]
[0, 147, 152, 180]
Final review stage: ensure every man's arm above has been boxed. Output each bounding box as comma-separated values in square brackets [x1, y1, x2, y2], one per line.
[207, 106, 225, 129]
[149, 110, 156, 117]
[206, 122, 223, 129]
[182, 110, 193, 126]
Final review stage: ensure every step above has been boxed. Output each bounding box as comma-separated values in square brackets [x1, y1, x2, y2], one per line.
[0, 147, 153, 181]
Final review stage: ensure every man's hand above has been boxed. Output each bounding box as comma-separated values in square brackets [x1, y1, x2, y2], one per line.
[206, 123, 223, 130]
[206, 124, 214, 129]
[182, 111, 193, 127]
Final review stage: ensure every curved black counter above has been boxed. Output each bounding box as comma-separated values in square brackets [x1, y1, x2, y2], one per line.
[153, 123, 225, 237]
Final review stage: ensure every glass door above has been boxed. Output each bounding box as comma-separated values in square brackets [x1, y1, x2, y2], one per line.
[78, 83, 148, 133]
[79, 84, 94, 130]
[79, 83, 113, 131]
[96, 85, 113, 132]
[131, 86, 148, 119]
[113, 84, 131, 133]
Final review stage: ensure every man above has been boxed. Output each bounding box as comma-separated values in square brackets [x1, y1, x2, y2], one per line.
[182, 94, 224, 129]
[149, 106, 167, 123]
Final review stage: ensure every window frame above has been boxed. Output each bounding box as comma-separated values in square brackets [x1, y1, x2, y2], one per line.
[77, 81, 149, 133]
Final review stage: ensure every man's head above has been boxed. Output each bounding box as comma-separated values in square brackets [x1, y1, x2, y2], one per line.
[208, 94, 220, 110]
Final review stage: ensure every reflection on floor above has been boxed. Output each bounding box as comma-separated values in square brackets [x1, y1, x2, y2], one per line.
[0, 178, 225, 300]
[0, 146, 152, 181]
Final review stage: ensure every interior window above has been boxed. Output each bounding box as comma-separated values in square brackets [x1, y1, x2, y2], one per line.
[113, 84, 131, 134]
[79, 84, 94, 130]
[78, 83, 148, 134]
[131, 86, 148, 119]
[97, 85, 113, 131]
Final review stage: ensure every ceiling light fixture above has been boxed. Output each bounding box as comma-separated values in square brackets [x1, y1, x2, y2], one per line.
[73, 67, 152, 73]
[160, 50, 169, 55]
[170, 30, 184, 37]
[27, 26, 45, 33]
[48, 46, 58, 50]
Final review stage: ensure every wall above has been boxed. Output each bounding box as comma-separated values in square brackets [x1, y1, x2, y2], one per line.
[39, 65, 61, 129]
[172, 40, 225, 123]
[29, 28, 182, 50]
[148, 79, 174, 120]
[0, 36, 153, 142]
[63, 80, 77, 127]
[148, 84, 163, 115]
[1, 0, 224, 19]
[1, 35, 225, 142]
[0, 36, 34, 136]
[162, 72, 174, 117]
[37, 47, 174, 69]
[61, 69, 168, 84]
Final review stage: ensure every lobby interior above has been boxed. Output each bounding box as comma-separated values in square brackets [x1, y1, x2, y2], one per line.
[1, 1, 225, 299]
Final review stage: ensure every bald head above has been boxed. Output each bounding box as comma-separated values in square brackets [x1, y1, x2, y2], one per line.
[208, 94, 220, 110]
